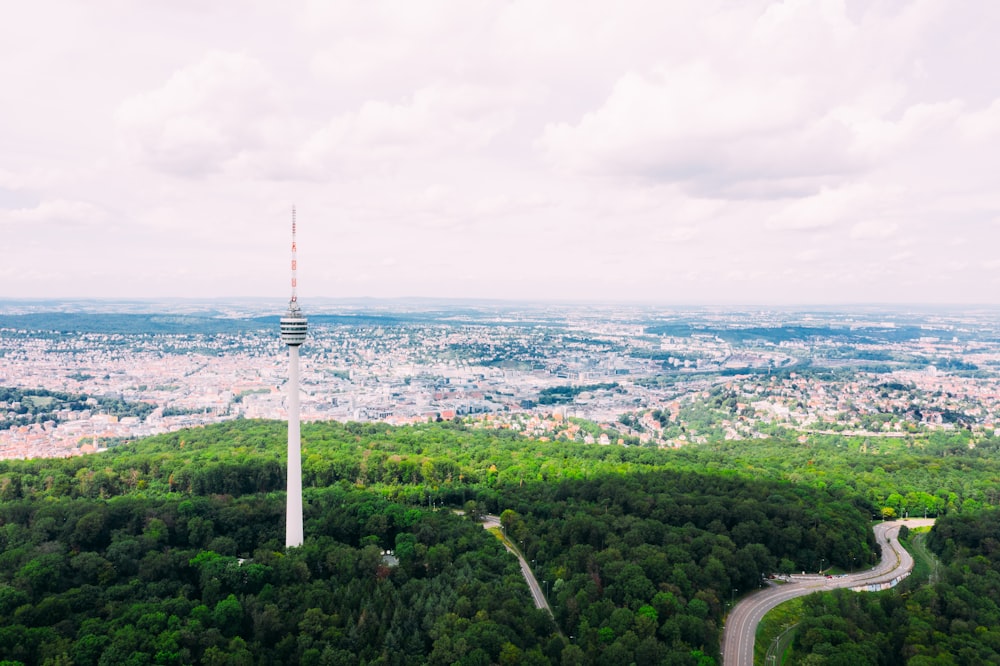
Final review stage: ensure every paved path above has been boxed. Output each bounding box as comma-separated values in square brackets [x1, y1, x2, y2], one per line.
[721, 519, 935, 666]
[481, 515, 553, 615]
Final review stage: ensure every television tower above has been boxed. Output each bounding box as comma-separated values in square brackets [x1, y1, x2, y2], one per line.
[280, 207, 307, 548]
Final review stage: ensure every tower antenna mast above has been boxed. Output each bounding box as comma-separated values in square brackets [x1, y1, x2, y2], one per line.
[290, 206, 298, 305]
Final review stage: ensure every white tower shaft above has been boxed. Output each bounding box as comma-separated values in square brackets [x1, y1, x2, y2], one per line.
[286, 345, 304, 547]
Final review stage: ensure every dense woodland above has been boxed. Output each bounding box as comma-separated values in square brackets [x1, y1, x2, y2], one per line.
[0, 419, 999, 664]
[0, 488, 551, 665]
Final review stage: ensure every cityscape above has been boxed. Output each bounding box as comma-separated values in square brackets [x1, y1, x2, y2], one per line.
[4, 299, 1000, 461]
[4, 2, 999, 663]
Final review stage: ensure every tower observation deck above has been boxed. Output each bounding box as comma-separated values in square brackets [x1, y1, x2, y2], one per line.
[280, 303, 308, 345]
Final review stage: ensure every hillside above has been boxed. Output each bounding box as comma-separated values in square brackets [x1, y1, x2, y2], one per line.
[1, 420, 999, 664]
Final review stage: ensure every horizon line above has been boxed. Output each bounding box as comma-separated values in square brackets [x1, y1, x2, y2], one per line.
[2, 296, 1000, 310]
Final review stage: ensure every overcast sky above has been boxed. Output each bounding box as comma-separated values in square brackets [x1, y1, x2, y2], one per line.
[2, 1, 998, 305]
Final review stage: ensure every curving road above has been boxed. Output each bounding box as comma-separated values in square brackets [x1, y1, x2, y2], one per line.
[721, 519, 935, 666]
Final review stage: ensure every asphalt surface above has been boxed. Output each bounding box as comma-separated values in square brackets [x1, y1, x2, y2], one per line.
[721, 519, 935, 666]
[481, 515, 552, 615]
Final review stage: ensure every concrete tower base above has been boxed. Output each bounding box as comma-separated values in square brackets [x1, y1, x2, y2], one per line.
[286, 344, 304, 548]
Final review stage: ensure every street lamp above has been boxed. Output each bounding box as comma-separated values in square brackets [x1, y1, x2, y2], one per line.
[819, 558, 825, 574]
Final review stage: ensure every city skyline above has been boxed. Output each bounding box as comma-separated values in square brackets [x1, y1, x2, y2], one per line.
[6, 300, 1000, 463]
[2, 1, 999, 304]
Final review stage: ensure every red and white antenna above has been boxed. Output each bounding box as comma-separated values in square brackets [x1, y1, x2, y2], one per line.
[290, 206, 298, 304]
[280, 206, 307, 344]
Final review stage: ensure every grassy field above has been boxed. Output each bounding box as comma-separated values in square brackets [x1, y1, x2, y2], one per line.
[755, 596, 804, 665]
[902, 525, 939, 587]
[22, 394, 56, 408]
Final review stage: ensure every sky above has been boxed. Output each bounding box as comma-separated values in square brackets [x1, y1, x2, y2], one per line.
[2, 0, 999, 305]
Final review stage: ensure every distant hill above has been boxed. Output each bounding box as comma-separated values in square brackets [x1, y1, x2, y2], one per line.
[0, 312, 433, 336]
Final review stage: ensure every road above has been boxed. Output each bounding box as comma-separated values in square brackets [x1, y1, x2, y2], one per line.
[721, 519, 935, 666]
[481, 515, 553, 615]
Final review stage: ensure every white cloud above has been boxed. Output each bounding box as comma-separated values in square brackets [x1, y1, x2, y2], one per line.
[767, 184, 879, 231]
[532, 0, 964, 203]
[889, 251, 914, 263]
[850, 220, 899, 240]
[958, 99, 1000, 140]
[655, 226, 699, 243]
[839, 100, 966, 162]
[2, 1, 1000, 303]
[116, 51, 283, 177]
[537, 63, 822, 188]
[297, 83, 521, 175]
[304, 1, 495, 84]
[2, 199, 107, 228]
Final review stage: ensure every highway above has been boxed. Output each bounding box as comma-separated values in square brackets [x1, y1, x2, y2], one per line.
[721, 519, 935, 666]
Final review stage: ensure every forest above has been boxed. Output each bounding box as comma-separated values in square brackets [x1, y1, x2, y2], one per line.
[0, 419, 999, 664]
